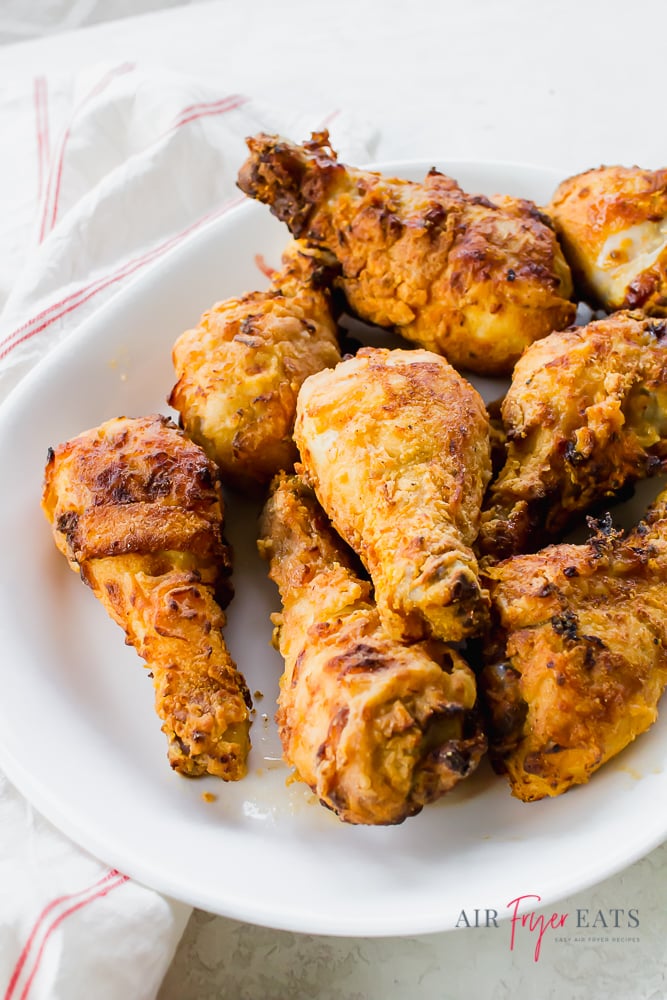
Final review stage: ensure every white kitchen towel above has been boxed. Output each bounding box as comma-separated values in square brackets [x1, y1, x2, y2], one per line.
[0, 62, 375, 1000]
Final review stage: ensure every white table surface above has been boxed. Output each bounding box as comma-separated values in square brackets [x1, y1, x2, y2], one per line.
[2, 1, 667, 997]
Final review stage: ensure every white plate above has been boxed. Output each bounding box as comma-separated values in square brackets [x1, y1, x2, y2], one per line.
[1, 161, 666, 937]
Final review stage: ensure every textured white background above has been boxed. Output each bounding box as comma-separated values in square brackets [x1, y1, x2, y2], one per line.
[1, 2, 666, 997]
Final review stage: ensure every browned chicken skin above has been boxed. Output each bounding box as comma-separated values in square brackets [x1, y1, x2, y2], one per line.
[294, 347, 492, 644]
[170, 241, 341, 493]
[42, 415, 252, 780]
[238, 132, 575, 375]
[549, 165, 667, 314]
[479, 310, 667, 561]
[258, 473, 486, 825]
[481, 500, 667, 801]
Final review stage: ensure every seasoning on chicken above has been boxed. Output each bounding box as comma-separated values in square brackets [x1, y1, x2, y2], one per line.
[294, 347, 491, 643]
[481, 503, 667, 801]
[479, 310, 667, 561]
[258, 473, 486, 825]
[549, 164, 667, 314]
[169, 241, 341, 493]
[237, 131, 575, 374]
[42, 415, 252, 780]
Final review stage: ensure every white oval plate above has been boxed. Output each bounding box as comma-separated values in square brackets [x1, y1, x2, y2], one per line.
[1, 161, 665, 937]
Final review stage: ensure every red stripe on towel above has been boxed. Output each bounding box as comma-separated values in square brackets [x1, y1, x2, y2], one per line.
[319, 109, 340, 131]
[39, 62, 135, 242]
[0, 195, 245, 362]
[18, 874, 129, 1000]
[3, 869, 126, 1000]
[169, 93, 248, 130]
[33, 77, 50, 203]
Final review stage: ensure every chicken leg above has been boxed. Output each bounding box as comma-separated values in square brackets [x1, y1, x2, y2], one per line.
[481, 501, 667, 801]
[42, 415, 252, 780]
[170, 240, 341, 493]
[259, 473, 486, 824]
[238, 131, 575, 374]
[294, 347, 491, 643]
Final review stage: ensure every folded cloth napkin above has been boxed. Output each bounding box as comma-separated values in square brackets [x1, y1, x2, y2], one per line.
[0, 63, 374, 1000]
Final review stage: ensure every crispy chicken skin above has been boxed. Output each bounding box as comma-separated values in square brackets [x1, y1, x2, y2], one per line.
[481, 503, 667, 801]
[237, 132, 575, 375]
[258, 474, 486, 825]
[169, 241, 341, 493]
[549, 165, 667, 314]
[479, 311, 667, 561]
[294, 347, 492, 643]
[42, 415, 252, 780]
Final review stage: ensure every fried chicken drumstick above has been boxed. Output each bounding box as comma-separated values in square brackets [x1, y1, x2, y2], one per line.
[238, 132, 575, 375]
[170, 240, 341, 493]
[479, 310, 667, 561]
[549, 165, 667, 315]
[42, 415, 252, 780]
[259, 473, 486, 825]
[294, 347, 492, 644]
[481, 501, 667, 801]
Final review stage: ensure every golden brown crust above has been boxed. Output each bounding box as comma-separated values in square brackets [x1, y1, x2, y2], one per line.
[42, 415, 251, 780]
[479, 310, 667, 560]
[294, 347, 492, 643]
[258, 473, 485, 825]
[238, 132, 575, 375]
[481, 507, 667, 801]
[549, 165, 667, 313]
[169, 241, 341, 493]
